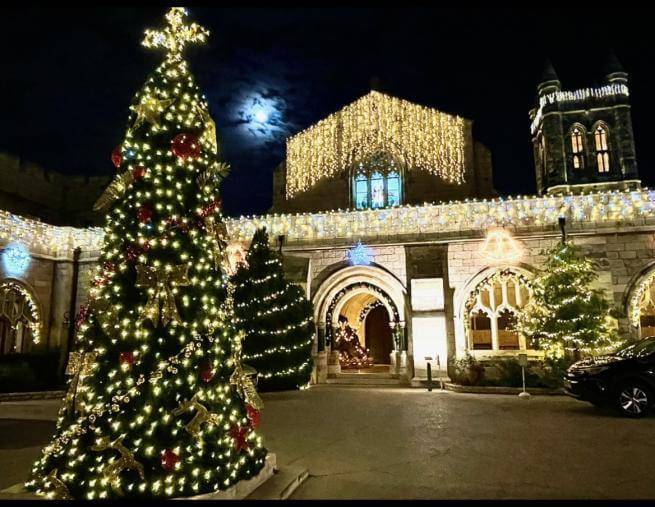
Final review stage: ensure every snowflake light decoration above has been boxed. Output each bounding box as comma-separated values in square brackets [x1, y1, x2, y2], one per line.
[347, 241, 372, 266]
[2, 242, 31, 276]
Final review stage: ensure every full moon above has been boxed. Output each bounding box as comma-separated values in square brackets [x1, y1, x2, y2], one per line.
[254, 110, 269, 123]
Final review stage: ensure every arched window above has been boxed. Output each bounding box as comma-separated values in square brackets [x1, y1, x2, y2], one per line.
[470, 310, 492, 350]
[569, 126, 586, 170]
[594, 124, 611, 173]
[465, 270, 531, 352]
[632, 273, 655, 338]
[0, 281, 41, 355]
[352, 154, 403, 210]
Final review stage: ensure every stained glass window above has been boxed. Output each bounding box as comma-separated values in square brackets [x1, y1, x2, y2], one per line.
[352, 156, 402, 209]
[370, 171, 385, 209]
[355, 173, 368, 209]
[387, 171, 400, 207]
[569, 126, 585, 170]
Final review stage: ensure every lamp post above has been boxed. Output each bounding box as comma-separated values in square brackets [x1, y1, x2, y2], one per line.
[558, 216, 567, 244]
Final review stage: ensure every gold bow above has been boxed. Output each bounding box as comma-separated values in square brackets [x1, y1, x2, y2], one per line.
[229, 332, 263, 411]
[64, 351, 97, 416]
[135, 265, 190, 326]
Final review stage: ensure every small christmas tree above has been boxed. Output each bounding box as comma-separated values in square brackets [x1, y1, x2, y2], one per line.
[26, 8, 267, 499]
[232, 228, 313, 391]
[518, 240, 618, 358]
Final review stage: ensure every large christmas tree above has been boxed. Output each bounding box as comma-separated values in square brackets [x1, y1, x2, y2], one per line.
[518, 240, 618, 358]
[26, 8, 267, 499]
[232, 228, 313, 391]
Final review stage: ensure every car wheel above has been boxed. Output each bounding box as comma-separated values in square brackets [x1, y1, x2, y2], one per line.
[617, 382, 652, 418]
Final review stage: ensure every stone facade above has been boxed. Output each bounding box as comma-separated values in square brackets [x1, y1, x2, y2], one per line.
[1, 65, 653, 387]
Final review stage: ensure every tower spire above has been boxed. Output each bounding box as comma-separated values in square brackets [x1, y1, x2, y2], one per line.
[537, 58, 561, 97]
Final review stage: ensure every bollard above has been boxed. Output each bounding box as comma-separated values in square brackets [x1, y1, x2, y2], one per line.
[425, 356, 433, 392]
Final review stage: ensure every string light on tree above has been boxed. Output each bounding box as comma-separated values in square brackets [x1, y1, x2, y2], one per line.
[25, 7, 268, 500]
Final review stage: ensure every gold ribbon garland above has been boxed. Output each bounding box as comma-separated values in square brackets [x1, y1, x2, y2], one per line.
[64, 352, 97, 416]
[135, 264, 190, 327]
[229, 331, 263, 411]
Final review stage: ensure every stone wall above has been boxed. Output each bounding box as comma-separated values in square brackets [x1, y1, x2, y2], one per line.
[0, 152, 110, 226]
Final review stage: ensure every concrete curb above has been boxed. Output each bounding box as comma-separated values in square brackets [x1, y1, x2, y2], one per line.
[444, 383, 564, 396]
[0, 390, 65, 402]
[247, 465, 309, 500]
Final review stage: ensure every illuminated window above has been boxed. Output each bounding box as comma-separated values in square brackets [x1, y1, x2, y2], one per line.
[0, 282, 40, 355]
[470, 310, 492, 350]
[352, 154, 403, 209]
[465, 270, 531, 352]
[370, 172, 385, 209]
[569, 126, 586, 170]
[355, 173, 368, 210]
[594, 124, 611, 173]
[636, 277, 655, 339]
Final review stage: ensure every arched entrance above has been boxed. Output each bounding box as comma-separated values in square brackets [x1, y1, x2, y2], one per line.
[327, 284, 398, 368]
[365, 305, 393, 364]
[312, 264, 408, 380]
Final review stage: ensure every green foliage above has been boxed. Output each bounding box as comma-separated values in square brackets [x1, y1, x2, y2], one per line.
[448, 352, 485, 385]
[518, 241, 619, 358]
[232, 228, 314, 391]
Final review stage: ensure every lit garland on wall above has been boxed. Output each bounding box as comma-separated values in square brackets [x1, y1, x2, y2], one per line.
[2, 189, 655, 259]
[228, 188, 655, 245]
[0, 281, 42, 345]
[285, 90, 466, 198]
[530, 83, 629, 134]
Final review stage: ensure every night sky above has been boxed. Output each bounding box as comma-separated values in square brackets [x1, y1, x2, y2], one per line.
[1, 7, 654, 218]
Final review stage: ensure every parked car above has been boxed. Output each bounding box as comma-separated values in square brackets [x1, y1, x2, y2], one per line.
[564, 337, 655, 417]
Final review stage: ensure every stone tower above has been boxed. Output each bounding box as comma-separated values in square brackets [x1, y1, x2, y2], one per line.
[530, 54, 639, 195]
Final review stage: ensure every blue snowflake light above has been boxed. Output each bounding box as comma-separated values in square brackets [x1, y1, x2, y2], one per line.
[347, 241, 372, 266]
[2, 242, 31, 276]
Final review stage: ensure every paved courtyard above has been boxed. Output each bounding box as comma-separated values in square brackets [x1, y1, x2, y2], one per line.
[1, 387, 654, 499]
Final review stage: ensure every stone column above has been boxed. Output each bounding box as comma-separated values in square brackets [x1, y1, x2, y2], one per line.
[389, 321, 401, 375]
[314, 323, 328, 383]
[327, 325, 341, 377]
[398, 321, 410, 381]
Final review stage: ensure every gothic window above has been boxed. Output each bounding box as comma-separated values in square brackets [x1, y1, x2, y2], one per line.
[635, 276, 655, 339]
[465, 270, 531, 352]
[355, 172, 368, 210]
[569, 126, 586, 170]
[594, 124, 611, 173]
[352, 155, 403, 210]
[470, 310, 492, 350]
[0, 281, 41, 355]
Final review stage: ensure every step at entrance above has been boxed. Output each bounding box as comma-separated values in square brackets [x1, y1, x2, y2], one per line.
[326, 368, 404, 386]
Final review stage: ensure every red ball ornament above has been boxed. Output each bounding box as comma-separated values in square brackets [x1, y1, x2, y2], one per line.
[119, 351, 135, 366]
[137, 204, 153, 224]
[246, 405, 261, 429]
[200, 361, 215, 383]
[132, 165, 147, 181]
[161, 449, 180, 472]
[111, 146, 123, 168]
[171, 133, 201, 160]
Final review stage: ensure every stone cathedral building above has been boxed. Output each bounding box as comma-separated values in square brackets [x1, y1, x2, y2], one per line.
[2, 58, 655, 387]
